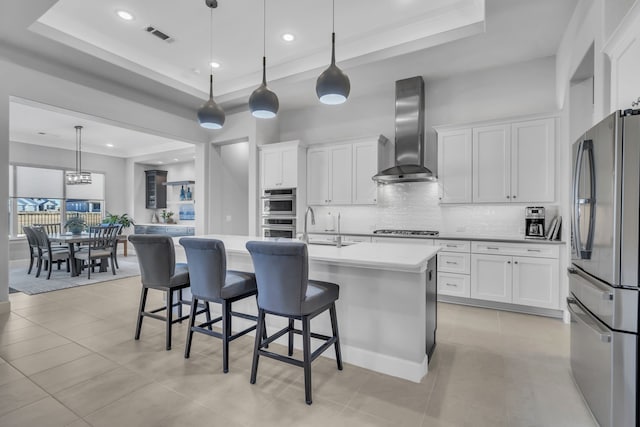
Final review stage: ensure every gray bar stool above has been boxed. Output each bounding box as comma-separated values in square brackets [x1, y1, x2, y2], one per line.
[128, 234, 202, 350]
[180, 237, 262, 373]
[246, 240, 343, 405]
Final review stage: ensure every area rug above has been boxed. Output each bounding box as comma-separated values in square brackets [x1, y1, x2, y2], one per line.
[9, 258, 141, 295]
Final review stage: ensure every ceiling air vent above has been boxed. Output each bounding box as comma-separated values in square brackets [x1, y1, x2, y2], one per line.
[144, 26, 175, 43]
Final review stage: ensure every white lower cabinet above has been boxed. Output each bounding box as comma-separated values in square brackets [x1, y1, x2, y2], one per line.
[512, 256, 559, 309]
[470, 252, 560, 309]
[471, 254, 513, 303]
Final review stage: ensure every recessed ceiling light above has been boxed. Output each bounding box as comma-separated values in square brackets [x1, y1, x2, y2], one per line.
[173, 158, 179, 161]
[156, 161, 163, 164]
[106, 143, 114, 148]
[210, 62, 221, 69]
[116, 10, 134, 21]
[37, 132, 46, 135]
[282, 33, 295, 42]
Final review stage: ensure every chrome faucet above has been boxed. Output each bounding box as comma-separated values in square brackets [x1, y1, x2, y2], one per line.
[336, 213, 342, 248]
[302, 206, 315, 243]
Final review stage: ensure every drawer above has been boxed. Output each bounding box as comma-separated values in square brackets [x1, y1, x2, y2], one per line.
[471, 241, 559, 258]
[438, 252, 470, 274]
[435, 239, 471, 253]
[372, 237, 434, 246]
[438, 272, 470, 298]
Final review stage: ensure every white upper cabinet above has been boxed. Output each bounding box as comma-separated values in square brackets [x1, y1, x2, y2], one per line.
[352, 140, 378, 204]
[307, 149, 329, 205]
[307, 144, 352, 205]
[439, 115, 556, 204]
[473, 124, 512, 203]
[437, 129, 472, 203]
[511, 118, 555, 202]
[260, 141, 303, 189]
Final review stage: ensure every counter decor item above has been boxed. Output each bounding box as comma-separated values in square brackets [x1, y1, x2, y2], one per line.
[102, 212, 136, 234]
[180, 185, 186, 201]
[186, 187, 192, 200]
[151, 212, 159, 223]
[161, 209, 175, 224]
[64, 215, 86, 235]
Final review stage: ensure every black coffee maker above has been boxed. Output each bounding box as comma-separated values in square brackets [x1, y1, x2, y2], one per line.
[525, 207, 546, 239]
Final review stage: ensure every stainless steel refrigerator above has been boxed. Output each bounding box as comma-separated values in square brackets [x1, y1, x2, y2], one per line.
[569, 110, 640, 427]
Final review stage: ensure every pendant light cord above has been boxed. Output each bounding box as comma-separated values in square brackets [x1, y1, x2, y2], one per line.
[209, 6, 214, 98]
[332, 0, 335, 33]
[262, 0, 266, 84]
[331, 0, 336, 65]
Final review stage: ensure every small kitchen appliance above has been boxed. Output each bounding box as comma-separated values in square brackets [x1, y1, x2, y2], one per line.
[524, 206, 545, 239]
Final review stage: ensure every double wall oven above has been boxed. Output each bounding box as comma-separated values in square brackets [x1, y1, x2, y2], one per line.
[569, 110, 639, 427]
[261, 188, 296, 238]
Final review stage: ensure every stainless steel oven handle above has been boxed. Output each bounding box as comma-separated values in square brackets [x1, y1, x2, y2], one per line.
[567, 297, 612, 343]
[568, 267, 614, 300]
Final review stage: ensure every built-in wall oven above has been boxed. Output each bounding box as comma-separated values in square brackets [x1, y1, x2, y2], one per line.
[262, 188, 296, 216]
[261, 188, 296, 239]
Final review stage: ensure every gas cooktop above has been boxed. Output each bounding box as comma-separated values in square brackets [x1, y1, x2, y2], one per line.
[373, 229, 440, 237]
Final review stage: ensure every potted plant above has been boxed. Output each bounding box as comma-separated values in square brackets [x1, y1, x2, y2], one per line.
[102, 212, 135, 233]
[65, 215, 86, 235]
[161, 209, 175, 224]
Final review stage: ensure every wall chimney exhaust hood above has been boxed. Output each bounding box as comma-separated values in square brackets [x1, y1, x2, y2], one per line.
[372, 76, 435, 184]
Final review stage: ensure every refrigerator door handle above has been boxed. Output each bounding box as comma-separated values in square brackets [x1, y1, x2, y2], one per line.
[572, 140, 596, 259]
[567, 297, 612, 343]
[568, 267, 614, 301]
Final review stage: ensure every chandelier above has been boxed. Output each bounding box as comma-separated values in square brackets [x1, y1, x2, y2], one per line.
[66, 125, 92, 185]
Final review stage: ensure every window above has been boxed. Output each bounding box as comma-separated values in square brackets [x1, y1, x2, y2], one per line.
[9, 165, 105, 237]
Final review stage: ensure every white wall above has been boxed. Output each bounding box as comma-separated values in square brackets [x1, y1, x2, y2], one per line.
[220, 142, 249, 235]
[0, 73, 9, 309]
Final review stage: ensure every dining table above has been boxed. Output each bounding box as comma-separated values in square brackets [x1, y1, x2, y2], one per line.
[48, 232, 116, 277]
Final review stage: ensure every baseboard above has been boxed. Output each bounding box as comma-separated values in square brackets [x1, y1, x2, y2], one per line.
[438, 295, 564, 319]
[0, 300, 11, 314]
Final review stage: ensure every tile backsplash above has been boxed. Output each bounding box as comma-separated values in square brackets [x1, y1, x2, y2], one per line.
[308, 182, 558, 237]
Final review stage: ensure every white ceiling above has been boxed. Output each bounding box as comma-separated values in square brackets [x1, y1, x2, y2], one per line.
[2, 0, 578, 160]
[10, 100, 194, 160]
[32, 0, 485, 98]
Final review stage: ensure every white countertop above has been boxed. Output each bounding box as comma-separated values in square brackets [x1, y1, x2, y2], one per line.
[308, 230, 565, 245]
[176, 234, 439, 273]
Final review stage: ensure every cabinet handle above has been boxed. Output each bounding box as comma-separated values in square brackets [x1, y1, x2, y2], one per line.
[514, 261, 518, 264]
[445, 244, 457, 248]
[446, 261, 458, 265]
[445, 283, 457, 287]
[506, 195, 510, 199]
[513, 195, 517, 199]
[507, 261, 511, 264]
[527, 249, 541, 252]
[487, 246, 499, 250]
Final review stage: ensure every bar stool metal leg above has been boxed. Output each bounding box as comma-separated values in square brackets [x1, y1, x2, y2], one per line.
[135, 287, 148, 340]
[166, 290, 173, 350]
[250, 309, 265, 384]
[330, 303, 343, 370]
[185, 297, 198, 358]
[302, 316, 312, 405]
[288, 319, 294, 356]
[222, 300, 230, 373]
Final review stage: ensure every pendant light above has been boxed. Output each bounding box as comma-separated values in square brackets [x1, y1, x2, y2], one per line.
[249, 0, 279, 118]
[316, 0, 350, 105]
[66, 126, 92, 185]
[197, 0, 225, 129]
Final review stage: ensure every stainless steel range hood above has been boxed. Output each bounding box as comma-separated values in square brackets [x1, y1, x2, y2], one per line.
[372, 76, 435, 183]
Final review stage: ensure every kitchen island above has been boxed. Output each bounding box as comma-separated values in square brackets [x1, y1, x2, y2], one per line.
[174, 235, 439, 382]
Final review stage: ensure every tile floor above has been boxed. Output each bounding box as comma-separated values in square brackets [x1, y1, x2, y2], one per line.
[0, 276, 596, 426]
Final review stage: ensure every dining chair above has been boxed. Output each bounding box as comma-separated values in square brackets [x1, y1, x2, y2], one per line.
[128, 234, 199, 350]
[246, 240, 343, 405]
[23, 226, 42, 275]
[180, 237, 261, 373]
[73, 225, 119, 279]
[33, 223, 62, 235]
[31, 226, 70, 279]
